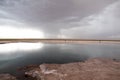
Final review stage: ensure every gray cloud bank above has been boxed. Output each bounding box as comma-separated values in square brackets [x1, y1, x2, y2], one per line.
[0, 0, 119, 39]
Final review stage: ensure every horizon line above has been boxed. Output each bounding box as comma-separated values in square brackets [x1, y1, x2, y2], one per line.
[0, 38, 120, 41]
[0, 38, 120, 44]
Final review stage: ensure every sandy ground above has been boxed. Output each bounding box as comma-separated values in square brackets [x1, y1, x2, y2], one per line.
[24, 58, 120, 80]
[0, 58, 120, 80]
[0, 74, 17, 80]
[0, 39, 120, 44]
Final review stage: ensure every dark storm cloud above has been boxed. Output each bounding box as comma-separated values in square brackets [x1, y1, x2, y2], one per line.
[0, 0, 119, 38]
[61, 0, 120, 39]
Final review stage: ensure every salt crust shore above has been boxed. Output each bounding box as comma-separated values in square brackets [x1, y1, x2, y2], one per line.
[0, 58, 120, 80]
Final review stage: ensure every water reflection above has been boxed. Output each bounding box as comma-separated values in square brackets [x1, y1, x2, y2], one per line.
[0, 43, 120, 74]
[0, 43, 43, 60]
[0, 43, 43, 53]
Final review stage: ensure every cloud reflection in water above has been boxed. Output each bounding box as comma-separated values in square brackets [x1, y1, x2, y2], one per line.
[0, 43, 43, 53]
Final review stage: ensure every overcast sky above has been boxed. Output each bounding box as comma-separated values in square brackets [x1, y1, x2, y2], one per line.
[0, 0, 119, 39]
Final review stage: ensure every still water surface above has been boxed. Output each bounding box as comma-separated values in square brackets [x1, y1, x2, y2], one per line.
[0, 43, 120, 74]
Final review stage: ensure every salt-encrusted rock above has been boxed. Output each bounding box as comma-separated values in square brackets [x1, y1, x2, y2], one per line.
[25, 58, 120, 80]
[0, 74, 17, 80]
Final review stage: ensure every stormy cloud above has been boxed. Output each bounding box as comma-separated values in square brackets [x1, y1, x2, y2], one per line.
[0, 0, 119, 39]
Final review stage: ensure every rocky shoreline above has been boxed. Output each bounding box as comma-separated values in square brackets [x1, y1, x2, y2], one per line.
[0, 58, 120, 80]
[0, 74, 17, 80]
